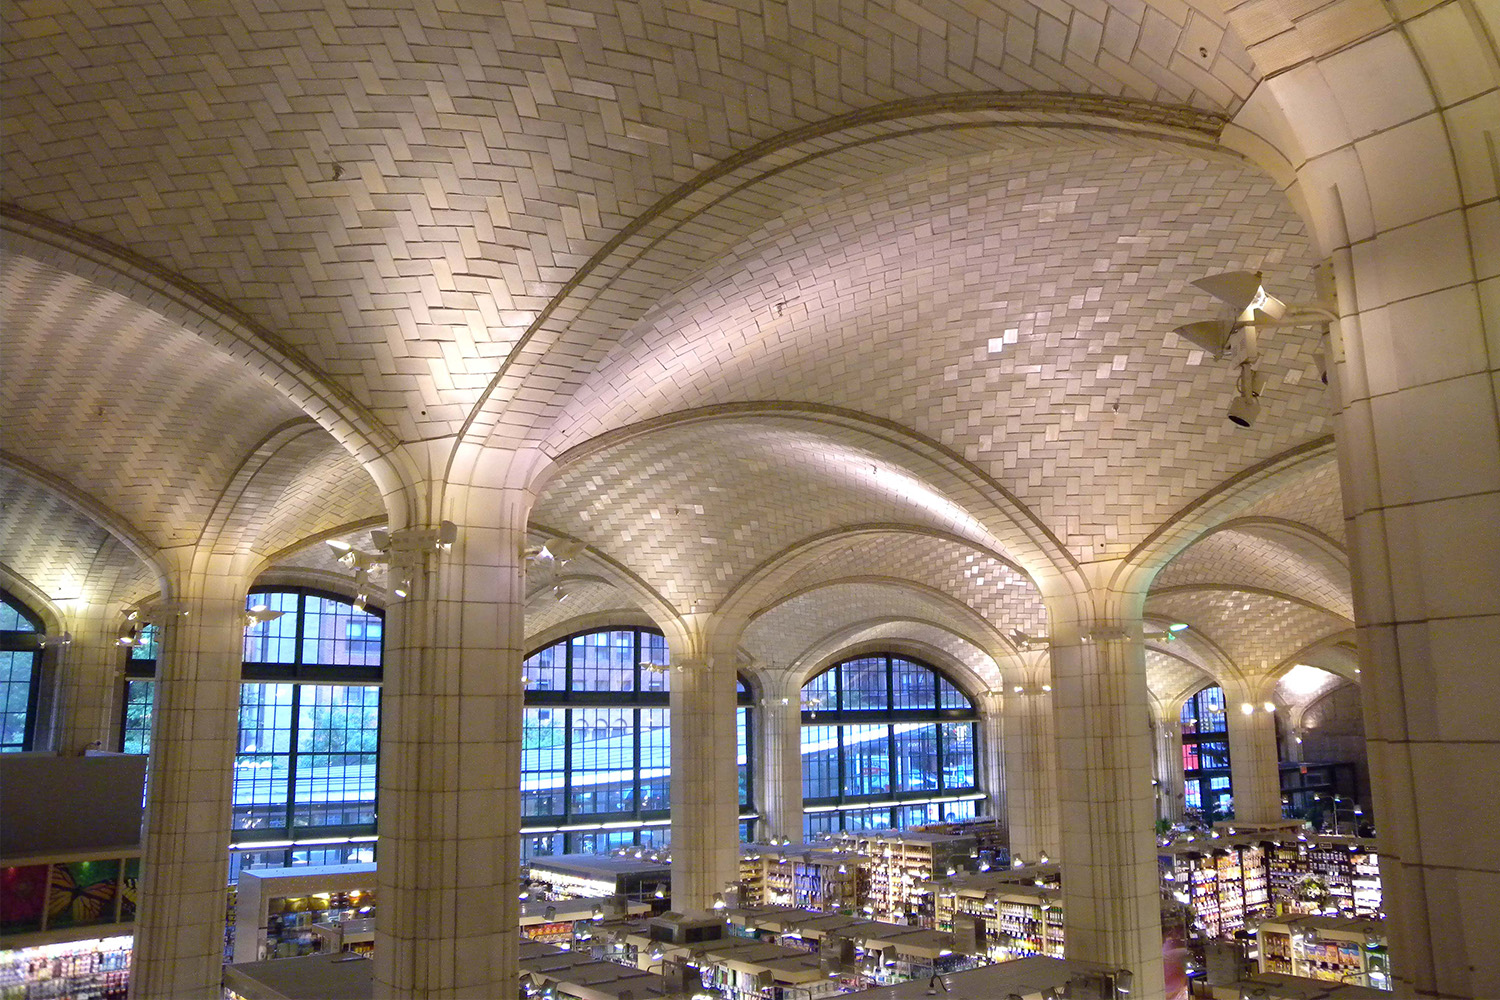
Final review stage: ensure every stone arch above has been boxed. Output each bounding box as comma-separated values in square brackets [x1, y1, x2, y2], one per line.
[0, 210, 419, 513]
[456, 95, 1228, 470]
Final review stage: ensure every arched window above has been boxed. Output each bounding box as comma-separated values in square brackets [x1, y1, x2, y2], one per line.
[0, 590, 45, 752]
[1180, 685, 1232, 822]
[521, 627, 756, 857]
[231, 589, 382, 876]
[800, 653, 981, 840]
[737, 675, 754, 842]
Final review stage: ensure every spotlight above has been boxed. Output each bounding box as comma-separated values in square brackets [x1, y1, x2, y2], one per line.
[1227, 393, 1260, 427]
[1227, 365, 1265, 427]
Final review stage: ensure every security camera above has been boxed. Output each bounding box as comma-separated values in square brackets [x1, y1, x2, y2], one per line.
[1227, 393, 1260, 427]
[1313, 348, 1328, 385]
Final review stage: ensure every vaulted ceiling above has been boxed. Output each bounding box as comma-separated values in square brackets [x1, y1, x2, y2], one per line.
[2, 0, 1360, 713]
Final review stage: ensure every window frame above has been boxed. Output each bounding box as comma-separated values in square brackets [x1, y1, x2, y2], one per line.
[234, 588, 383, 845]
[1180, 684, 1233, 821]
[520, 626, 756, 853]
[799, 652, 981, 834]
[0, 589, 46, 752]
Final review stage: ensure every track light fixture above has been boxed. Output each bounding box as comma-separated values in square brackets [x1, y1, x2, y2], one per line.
[244, 605, 286, 629]
[1008, 627, 1050, 650]
[1174, 270, 1336, 427]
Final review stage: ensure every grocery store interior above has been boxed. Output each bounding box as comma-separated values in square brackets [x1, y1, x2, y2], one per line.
[1, 1, 1496, 999]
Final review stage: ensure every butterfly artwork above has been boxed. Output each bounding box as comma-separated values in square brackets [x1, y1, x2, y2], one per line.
[47, 860, 119, 927]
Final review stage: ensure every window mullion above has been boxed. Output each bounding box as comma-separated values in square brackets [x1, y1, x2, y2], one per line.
[633, 707, 642, 821]
[286, 683, 301, 838]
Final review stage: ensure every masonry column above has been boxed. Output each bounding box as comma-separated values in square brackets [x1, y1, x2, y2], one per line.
[756, 671, 805, 845]
[1219, 13, 1500, 990]
[976, 692, 1006, 833]
[1001, 683, 1059, 863]
[54, 602, 125, 754]
[374, 481, 527, 999]
[1049, 588, 1163, 1000]
[130, 551, 251, 1000]
[1328, 182, 1500, 999]
[669, 620, 741, 911]
[1155, 713, 1185, 825]
[1227, 697, 1283, 825]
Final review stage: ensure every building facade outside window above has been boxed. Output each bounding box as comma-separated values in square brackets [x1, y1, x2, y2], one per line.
[1181, 684, 1233, 822]
[521, 627, 756, 859]
[0, 590, 44, 752]
[800, 653, 982, 840]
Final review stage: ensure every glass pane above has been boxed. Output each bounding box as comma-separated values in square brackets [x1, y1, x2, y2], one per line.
[571, 630, 635, 692]
[804, 812, 838, 841]
[841, 805, 891, 832]
[0, 595, 37, 631]
[938, 675, 971, 710]
[841, 724, 891, 797]
[639, 707, 670, 812]
[1197, 740, 1230, 770]
[292, 685, 379, 828]
[122, 679, 154, 754]
[523, 642, 566, 693]
[129, 624, 159, 662]
[289, 844, 374, 868]
[521, 833, 562, 862]
[940, 721, 976, 790]
[892, 723, 938, 793]
[229, 849, 289, 884]
[890, 657, 935, 710]
[569, 707, 635, 814]
[243, 592, 299, 663]
[801, 725, 840, 800]
[801, 668, 837, 713]
[840, 657, 888, 711]
[301, 596, 383, 667]
[522, 707, 567, 818]
[233, 683, 294, 832]
[1197, 686, 1228, 733]
[737, 706, 750, 809]
[894, 802, 939, 828]
[640, 632, 670, 692]
[945, 799, 977, 823]
[0, 649, 36, 751]
[570, 829, 637, 854]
